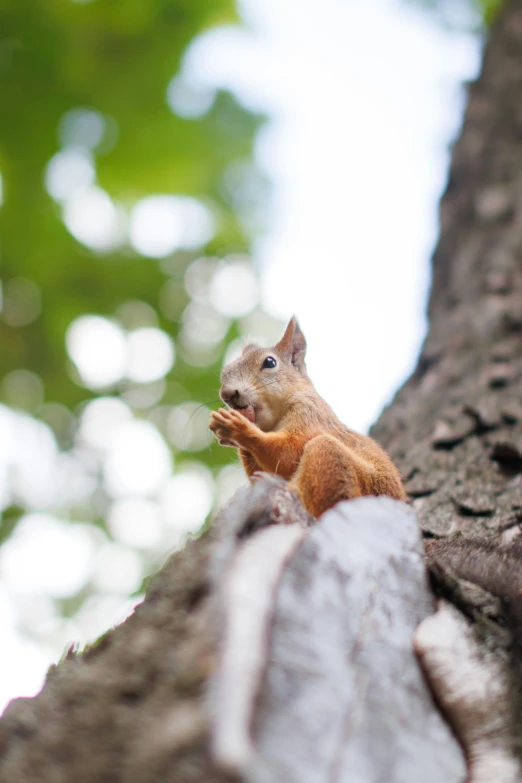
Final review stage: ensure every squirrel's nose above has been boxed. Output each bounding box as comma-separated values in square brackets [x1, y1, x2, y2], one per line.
[221, 387, 240, 406]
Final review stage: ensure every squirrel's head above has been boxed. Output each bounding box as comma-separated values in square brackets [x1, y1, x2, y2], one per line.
[219, 317, 310, 431]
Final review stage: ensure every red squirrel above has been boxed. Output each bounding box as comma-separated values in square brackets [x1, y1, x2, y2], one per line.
[209, 317, 406, 517]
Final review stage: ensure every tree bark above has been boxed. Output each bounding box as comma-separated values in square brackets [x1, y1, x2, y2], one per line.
[3, 1, 522, 781]
[372, 0, 522, 543]
[0, 481, 467, 783]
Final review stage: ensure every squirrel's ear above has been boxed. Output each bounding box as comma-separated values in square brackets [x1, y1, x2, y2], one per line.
[276, 316, 307, 373]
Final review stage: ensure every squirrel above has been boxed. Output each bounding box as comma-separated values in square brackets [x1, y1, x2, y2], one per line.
[209, 317, 406, 517]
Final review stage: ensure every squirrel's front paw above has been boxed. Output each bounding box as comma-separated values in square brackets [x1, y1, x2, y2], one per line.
[209, 410, 235, 446]
[209, 408, 253, 447]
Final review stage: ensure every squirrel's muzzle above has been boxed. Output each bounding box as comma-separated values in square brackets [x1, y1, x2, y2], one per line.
[220, 387, 242, 407]
[220, 387, 256, 422]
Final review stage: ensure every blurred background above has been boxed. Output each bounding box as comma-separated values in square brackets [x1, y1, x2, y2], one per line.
[0, 0, 491, 709]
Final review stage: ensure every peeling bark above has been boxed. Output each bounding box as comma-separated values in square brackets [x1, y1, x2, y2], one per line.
[249, 498, 465, 783]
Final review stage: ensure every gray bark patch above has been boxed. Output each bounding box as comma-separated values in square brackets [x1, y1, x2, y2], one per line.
[250, 497, 466, 783]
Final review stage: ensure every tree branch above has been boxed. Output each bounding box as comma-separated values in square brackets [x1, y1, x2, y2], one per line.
[0, 481, 465, 783]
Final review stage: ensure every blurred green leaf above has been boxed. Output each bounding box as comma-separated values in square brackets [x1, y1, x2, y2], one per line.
[477, 0, 504, 24]
[0, 0, 266, 416]
[0, 0, 275, 636]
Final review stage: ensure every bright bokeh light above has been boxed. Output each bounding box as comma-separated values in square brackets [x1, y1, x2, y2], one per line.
[0, 630, 49, 708]
[73, 595, 140, 646]
[53, 452, 98, 510]
[166, 73, 216, 118]
[59, 108, 105, 149]
[126, 327, 175, 383]
[0, 515, 96, 598]
[63, 186, 124, 252]
[215, 463, 247, 507]
[209, 257, 259, 317]
[129, 195, 214, 258]
[104, 419, 172, 497]
[10, 414, 58, 510]
[167, 401, 213, 451]
[0, 408, 63, 511]
[108, 498, 163, 549]
[178, 333, 222, 368]
[66, 315, 127, 389]
[15, 594, 57, 637]
[181, 301, 230, 347]
[184, 256, 219, 303]
[122, 379, 166, 410]
[0, 408, 14, 511]
[92, 542, 143, 594]
[78, 397, 133, 451]
[160, 464, 214, 538]
[68, 321, 175, 392]
[45, 148, 95, 202]
[239, 307, 283, 345]
[0, 407, 93, 516]
[222, 337, 247, 365]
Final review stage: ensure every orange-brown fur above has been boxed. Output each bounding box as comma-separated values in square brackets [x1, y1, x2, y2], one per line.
[209, 317, 406, 517]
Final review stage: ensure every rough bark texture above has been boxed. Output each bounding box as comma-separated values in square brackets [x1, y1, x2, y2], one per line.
[2, 1, 522, 780]
[0, 528, 228, 783]
[372, 0, 522, 544]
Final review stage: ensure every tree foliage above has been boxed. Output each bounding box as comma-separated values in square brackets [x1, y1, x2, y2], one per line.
[0, 0, 276, 640]
[0, 0, 264, 404]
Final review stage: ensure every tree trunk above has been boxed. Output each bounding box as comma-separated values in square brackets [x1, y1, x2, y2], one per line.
[372, 0, 522, 544]
[3, 1, 522, 781]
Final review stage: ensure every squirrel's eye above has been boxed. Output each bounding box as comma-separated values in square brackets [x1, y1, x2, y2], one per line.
[261, 356, 277, 370]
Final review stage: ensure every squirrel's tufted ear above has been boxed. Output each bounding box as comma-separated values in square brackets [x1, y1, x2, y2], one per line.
[276, 316, 307, 373]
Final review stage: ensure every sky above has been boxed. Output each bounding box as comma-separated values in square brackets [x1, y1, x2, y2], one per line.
[182, 0, 480, 429]
[0, 0, 481, 712]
